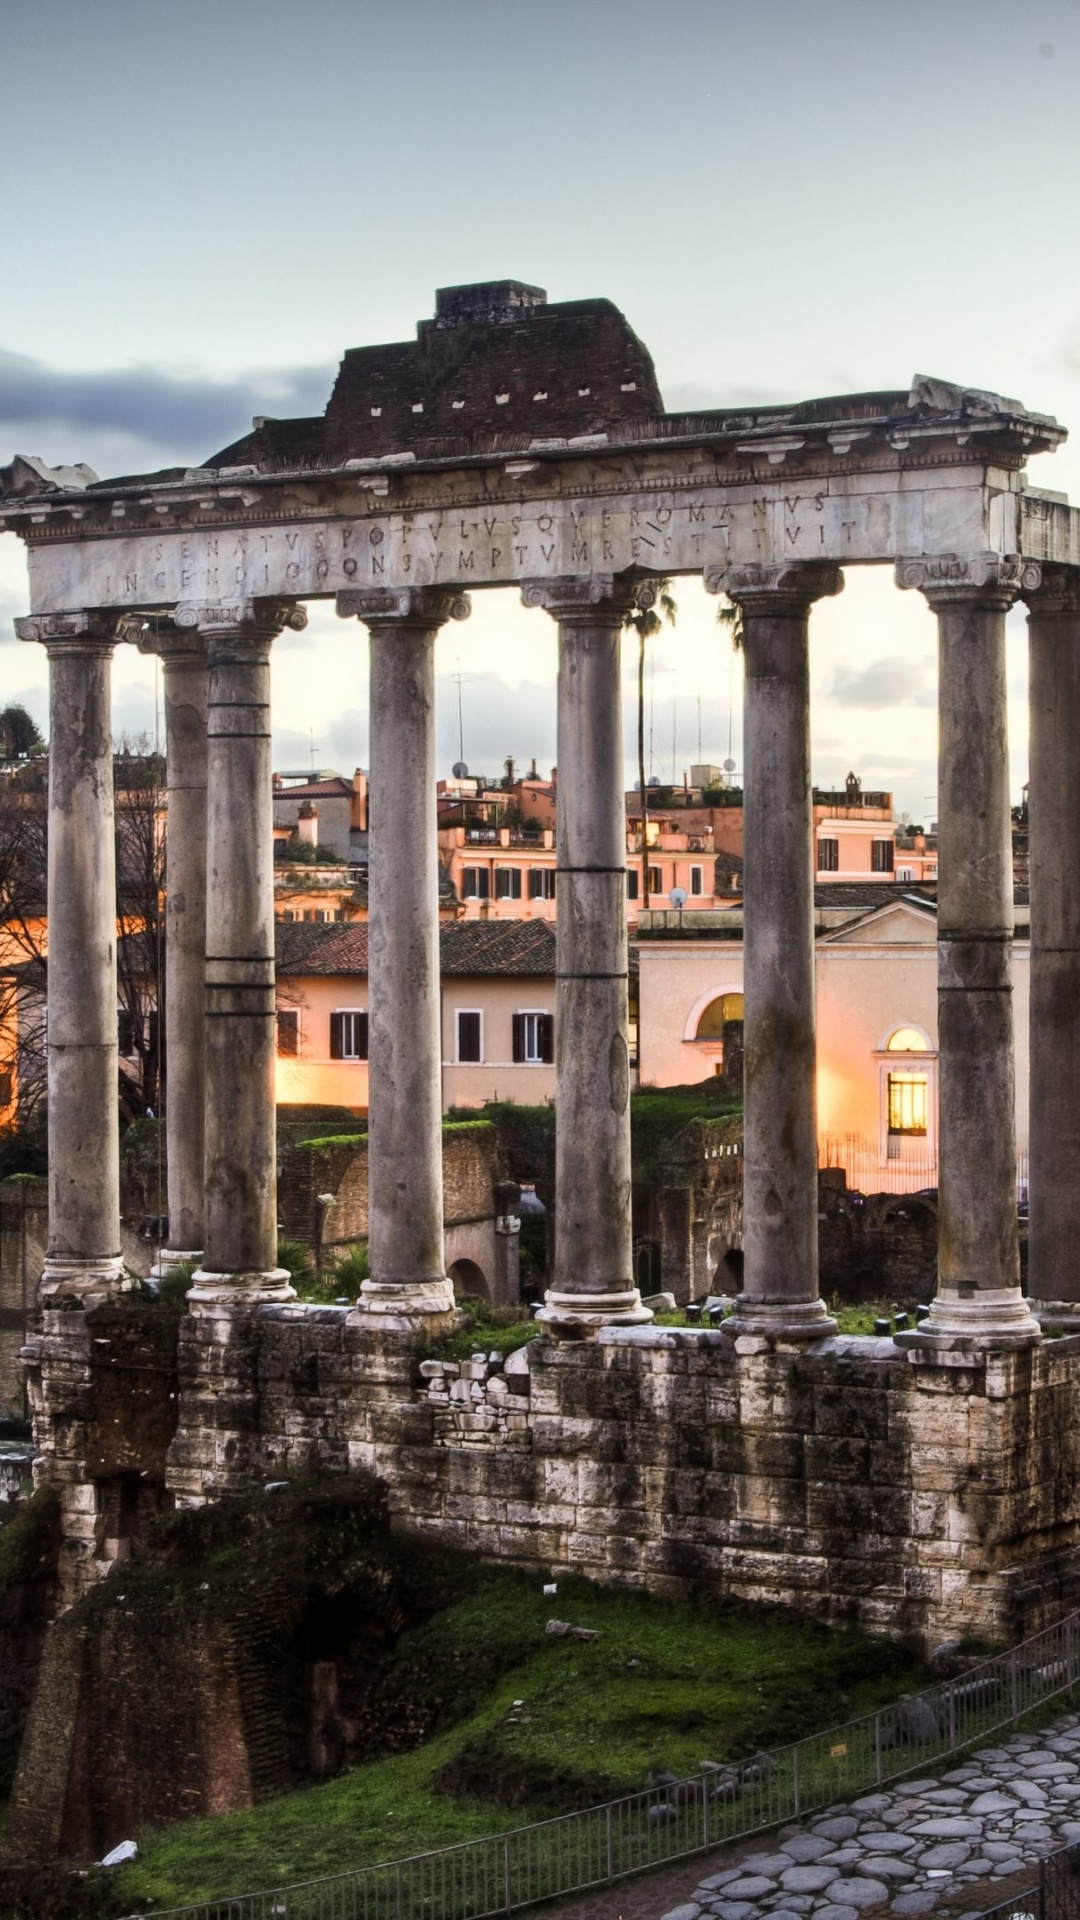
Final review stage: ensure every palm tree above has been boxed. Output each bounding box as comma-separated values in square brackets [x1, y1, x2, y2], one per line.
[624, 581, 677, 911]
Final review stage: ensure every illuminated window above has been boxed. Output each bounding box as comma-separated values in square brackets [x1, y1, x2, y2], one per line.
[886, 1027, 929, 1052]
[696, 992, 744, 1040]
[888, 1072, 928, 1135]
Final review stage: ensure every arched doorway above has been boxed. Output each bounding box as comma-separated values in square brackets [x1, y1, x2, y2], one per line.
[448, 1258, 490, 1303]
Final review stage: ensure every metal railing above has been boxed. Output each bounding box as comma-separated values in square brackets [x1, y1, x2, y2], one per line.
[973, 1834, 1080, 1920]
[141, 1607, 1080, 1920]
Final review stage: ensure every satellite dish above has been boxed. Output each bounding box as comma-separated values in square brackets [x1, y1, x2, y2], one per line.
[669, 886, 688, 909]
[452, 761, 469, 779]
[723, 758, 736, 774]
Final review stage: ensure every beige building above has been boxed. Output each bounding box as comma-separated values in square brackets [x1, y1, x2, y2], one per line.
[637, 889, 1031, 1194]
[275, 918, 556, 1112]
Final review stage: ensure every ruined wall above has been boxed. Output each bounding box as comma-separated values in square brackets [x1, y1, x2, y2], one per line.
[23, 1303, 1080, 1653]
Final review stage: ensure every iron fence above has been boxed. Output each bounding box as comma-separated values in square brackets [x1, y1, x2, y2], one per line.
[972, 1836, 1080, 1920]
[138, 1606, 1080, 1920]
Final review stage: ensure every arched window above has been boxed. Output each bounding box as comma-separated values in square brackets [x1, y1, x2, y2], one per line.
[695, 992, 744, 1040]
[886, 1026, 929, 1053]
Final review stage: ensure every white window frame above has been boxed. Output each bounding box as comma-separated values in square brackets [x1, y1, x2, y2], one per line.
[519, 1009, 546, 1065]
[456, 1007, 484, 1064]
[334, 1007, 368, 1060]
[873, 1024, 937, 1167]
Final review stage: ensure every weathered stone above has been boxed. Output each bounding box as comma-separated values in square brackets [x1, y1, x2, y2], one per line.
[660, 1905, 702, 1920]
[889, 1895, 938, 1917]
[911, 1817, 982, 1838]
[781, 1836, 839, 1863]
[721, 1876, 779, 1900]
[859, 1859, 917, 1884]
[813, 1817, 861, 1841]
[968, 1791, 1020, 1815]
[823, 1878, 891, 1911]
[854, 1835, 918, 1855]
[915, 1843, 970, 1870]
[780, 1865, 838, 1893]
[743, 1854, 796, 1878]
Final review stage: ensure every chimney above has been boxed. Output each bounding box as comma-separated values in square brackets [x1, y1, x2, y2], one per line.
[297, 799, 318, 847]
[351, 768, 368, 832]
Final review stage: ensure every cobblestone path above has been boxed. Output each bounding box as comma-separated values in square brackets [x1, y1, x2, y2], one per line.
[540, 1713, 1080, 1920]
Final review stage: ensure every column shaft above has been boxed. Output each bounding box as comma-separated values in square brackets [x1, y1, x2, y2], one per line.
[16, 616, 127, 1302]
[180, 602, 303, 1302]
[523, 576, 650, 1327]
[1024, 570, 1080, 1316]
[337, 587, 470, 1321]
[160, 635, 208, 1263]
[705, 564, 841, 1339]
[895, 556, 1039, 1349]
[368, 623, 444, 1297]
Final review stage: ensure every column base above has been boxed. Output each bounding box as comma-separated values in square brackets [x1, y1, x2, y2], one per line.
[536, 1286, 654, 1331]
[39, 1256, 131, 1308]
[186, 1266, 295, 1307]
[894, 1285, 1042, 1352]
[1030, 1299, 1080, 1331]
[721, 1296, 838, 1343]
[349, 1276, 457, 1329]
[149, 1247, 203, 1282]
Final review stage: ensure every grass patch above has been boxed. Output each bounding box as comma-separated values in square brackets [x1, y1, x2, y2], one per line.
[424, 1298, 539, 1361]
[117, 1562, 930, 1911]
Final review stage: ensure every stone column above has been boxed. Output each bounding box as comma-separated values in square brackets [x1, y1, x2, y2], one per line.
[521, 576, 651, 1327]
[177, 599, 305, 1304]
[336, 587, 470, 1323]
[704, 563, 843, 1339]
[895, 555, 1040, 1349]
[16, 612, 131, 1303]
[155, 626, 209, 1270]
[1022, 564, 1080, 1322]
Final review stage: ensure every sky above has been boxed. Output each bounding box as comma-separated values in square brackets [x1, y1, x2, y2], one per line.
[2, 0, 1079, 818]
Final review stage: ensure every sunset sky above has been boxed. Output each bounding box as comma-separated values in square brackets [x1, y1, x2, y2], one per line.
[2, 0, 1078, 817]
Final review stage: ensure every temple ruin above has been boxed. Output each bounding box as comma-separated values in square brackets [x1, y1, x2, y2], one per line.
[4, 280, 1080, 1647]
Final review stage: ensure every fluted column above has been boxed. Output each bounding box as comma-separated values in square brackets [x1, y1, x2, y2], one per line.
[895, 554, 1040, 1350]
[337, 587, 470, 1323]
[178, 599, 305, 1304]
[16, 611, 132, 1304]
[521, 575, 651, 1327]
[704, 563, 842, 1340]
[155, 625, 209, 1269]
[1022, 564, 1080, 1322]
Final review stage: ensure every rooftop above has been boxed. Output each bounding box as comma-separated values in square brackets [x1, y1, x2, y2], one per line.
[276, 916, 557, 977]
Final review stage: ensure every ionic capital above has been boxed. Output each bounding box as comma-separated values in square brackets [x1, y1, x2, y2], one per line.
[15, 609, 140, 653]
[1019, 561, 1080, 617]
[521, 573, 657, 625]
[336, 587, 471, 630]
[174, 598, 308, 642]
[703, 562, 843, 612]
[895, 553, 1040, 611]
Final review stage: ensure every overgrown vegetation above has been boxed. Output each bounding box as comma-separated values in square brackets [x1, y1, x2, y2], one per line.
[423, 1298, 538, 1361]
[111, 1491, 932, 1911]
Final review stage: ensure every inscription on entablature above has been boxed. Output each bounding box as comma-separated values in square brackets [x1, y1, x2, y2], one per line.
[24, 481, 995, 614]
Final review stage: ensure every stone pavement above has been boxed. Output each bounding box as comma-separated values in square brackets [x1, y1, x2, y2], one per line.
[541, 1712, 1080, 1920]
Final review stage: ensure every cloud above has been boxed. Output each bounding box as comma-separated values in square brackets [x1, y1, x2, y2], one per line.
[825, 655, 935, 710]
[0, 349, 335, 476]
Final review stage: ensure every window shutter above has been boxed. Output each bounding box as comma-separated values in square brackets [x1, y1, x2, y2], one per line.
[627, 868, 639, 900]
[512, 1013, 525, 1064]
[329, 1012, 344, 1059]
[277, 1010, 299, 1057]
[478, 868, 490, 899]
[511, 868, 522, 899]
[539, 1013, 554, 1064]
[357, 1012, 369, 1060]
